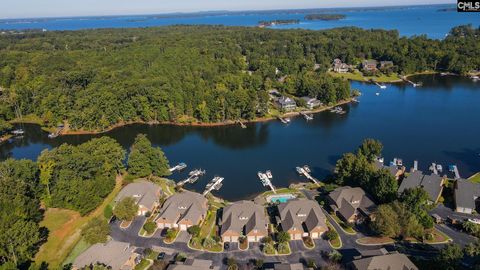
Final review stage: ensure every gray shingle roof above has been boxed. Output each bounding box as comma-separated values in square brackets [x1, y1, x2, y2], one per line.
[454, 179, 480, 210]
[115, 181, 161, 211]
[156, 190, 207, 224]
[277, 198, 326, 232]
[328, 186, 377, 221]
[73, 240, 137, 270]
[350, 253, 418, 270]
[398, 171, 444, 202]
[220, 200, 267, 236]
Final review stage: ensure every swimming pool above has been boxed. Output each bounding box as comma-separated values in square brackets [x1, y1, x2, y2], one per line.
[267, 194, 296, 203]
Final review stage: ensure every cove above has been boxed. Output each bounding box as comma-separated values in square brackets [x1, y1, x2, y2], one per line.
[1, 74, 480, 201]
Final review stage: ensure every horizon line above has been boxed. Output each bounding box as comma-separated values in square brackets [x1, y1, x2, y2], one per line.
[0, 2, 453, 21]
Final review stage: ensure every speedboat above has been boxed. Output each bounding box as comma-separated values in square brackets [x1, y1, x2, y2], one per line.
[266, 170, 272, 179]
[11, 129, 24, 135]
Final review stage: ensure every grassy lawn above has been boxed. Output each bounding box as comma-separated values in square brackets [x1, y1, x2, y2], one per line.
[35, 175, 124, 268]
[424, 229, 452, 244]
[469, 173, 480, 183]
[151, 177, 175, 196]
[302, 237, 315, 249]
[357, 236, 394, 245]
[331, 214, 356, 235]
[276, 242, 291, 255]
[60, 236, 89, 265]
[262, 188, 298, 197]
[326, 222, 342, 249]
[200, 210, 217, 239]
[328, 70, 402, 83]
[134, 259, 152, 270]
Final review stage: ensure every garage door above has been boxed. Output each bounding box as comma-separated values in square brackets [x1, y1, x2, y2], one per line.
[231, 236, 239, 242]
[223, 236, 231, 242]
[248, 236, 255, 242]
[311, 232, 318, 239]
[179, 224, 187, 231]
[292, 233, 301, 240]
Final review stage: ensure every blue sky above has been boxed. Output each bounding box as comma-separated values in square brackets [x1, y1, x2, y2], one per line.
[3, 0, 453, 19]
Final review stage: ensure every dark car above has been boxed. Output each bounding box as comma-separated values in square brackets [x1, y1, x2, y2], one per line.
[224, 242, 230, 250]
[157, 252, 166, 260]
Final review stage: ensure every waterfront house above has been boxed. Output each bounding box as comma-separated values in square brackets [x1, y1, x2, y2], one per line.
[397, 171, 444, 204]
[167, 259, 220, 270]
[155, 190, 208, 231]
[362, 60, 378, 72]
[266, 263, 307, 270]
[73, 240, 140, 270]
[114, 181, 162, 216]
[276, 96, 297, 111]
[301, 97, 322, 109]
[332, 58, 350, 73]
[347, 249, 417, 270]
[327, 186, 377, 224]
[454, 179, 480, 214]
[277, 198, 327, 240]
[379, 61, 394, 69]
[374, 159, 405, 180]
[220, 200, 268, 243]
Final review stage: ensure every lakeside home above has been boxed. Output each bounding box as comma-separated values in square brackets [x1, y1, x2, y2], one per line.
[276, 96, 297, 112]
[397, 171, 444, 204]
[327, 186, 377, 224]
[155, 190, 208, 231]
[167, 259, 220, 270]
[301, 97, 322, 110]
[114, 181, 162, 216]
[73, 240, 140, 270]
[454, 179, 480, 214]
[362, 60, 378, 72]
[333, 58, 350, 73]
[277, 198, 328, 240]
[347, 249, 417, 270]
[220, 200, 268, 243]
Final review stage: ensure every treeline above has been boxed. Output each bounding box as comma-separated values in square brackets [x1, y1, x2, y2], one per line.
[304, 14, 346, 20]
[0, 24, 478, 131]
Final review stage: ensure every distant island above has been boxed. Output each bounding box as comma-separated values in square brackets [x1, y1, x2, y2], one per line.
[258, 19, 300, 27]
[305, 14, 346, 21]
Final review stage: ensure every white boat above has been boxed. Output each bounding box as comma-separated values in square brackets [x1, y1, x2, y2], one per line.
[296, 166, 303, 174]
[375, 92, 380, 96]
[266, 170, 272, 179]
[285, 118, 291, 123]
[48, 133, 58, 139]
[436, 164, 443, 173]
[11, 129, 24, 135]
[303, 165, 311, 173]
[169, 162, 187, 172]
[380, 84, 387, 89]
[468, 218, 480, 225]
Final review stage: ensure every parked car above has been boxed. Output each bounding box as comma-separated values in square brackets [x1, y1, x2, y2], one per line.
[224, 242, 230, 250]
[157, 252, 165, 260]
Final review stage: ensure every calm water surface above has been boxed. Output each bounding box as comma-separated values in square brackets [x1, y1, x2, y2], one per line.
[2, 75, 480, 201]
[1, 5, 479, 39]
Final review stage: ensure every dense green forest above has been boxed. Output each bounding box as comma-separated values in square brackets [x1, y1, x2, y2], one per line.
[0, 24, 478, 131]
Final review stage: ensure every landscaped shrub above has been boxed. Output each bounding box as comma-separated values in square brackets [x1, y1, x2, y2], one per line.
[325, 230, 339, 241]
[143, 222, 157, 234]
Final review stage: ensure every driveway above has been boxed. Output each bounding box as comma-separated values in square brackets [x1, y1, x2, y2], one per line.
[430, 204, 480, 221]
[175, 231, 190, 243]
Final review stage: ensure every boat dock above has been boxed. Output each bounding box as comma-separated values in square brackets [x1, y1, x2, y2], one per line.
[48, 125, 64, 139]
[300, 112, 313, 121]
[372, 80, 387, 89]
[330, 106, 345, 115]
[203, 176, 224, 196]
[169, 162, 187, 173]
[401, 76, 422, 87]
[413, 160, 418, 171]
[237, 120, 246, 129]
[176, 169, 206, 186]
[449, 165, 461, 179]
[258, 171, 276, 193]
[296, 165, 318, 184]
[278, 117, 291, 124]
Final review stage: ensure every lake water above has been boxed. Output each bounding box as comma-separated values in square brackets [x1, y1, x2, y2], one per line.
[2, 75, 480, 201]
[1, 5, 479, 39]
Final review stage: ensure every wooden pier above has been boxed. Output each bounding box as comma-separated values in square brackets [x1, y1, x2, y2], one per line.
[296, 165, 318, 184]
[300, 112, 313, 120]
[401, 76, 421, 87]
[169, 162, 187, 173]
[258, 171, 276, 193]
[203, 176, 224, 196]
[176, 169, 205, 186]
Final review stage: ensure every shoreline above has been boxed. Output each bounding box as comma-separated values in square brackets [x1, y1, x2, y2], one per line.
[11, 98, 354, 137]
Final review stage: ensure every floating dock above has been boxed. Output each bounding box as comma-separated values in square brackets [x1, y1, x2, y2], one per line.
[177, 169, 206, 186]
[449, 165, 461, 179]
[413, 160, 418, 172]
[300, 112, 313, 121]
[296, 165, 318, 184]
[169, 162, 187, 172]
[278, 117, 291, 124]
[203, 176, 224, 196]
[429, 163, 438, 175]
[258, 171, 276, 193]
[401, 76, 422, 87]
